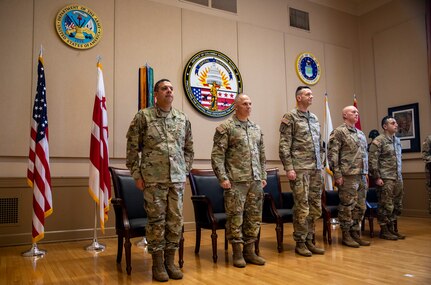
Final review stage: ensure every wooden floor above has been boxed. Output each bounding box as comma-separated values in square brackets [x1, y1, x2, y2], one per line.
[1, 216, 431, 285]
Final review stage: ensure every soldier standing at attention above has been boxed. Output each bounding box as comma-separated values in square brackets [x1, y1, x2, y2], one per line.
[369, 116, 405, 240]
[279, 86, 325, 257]
[422, 135, 431, 213]
[126, 79, 194, 282]
[211, 93, 267, 268]
[328, 105, 371, 248]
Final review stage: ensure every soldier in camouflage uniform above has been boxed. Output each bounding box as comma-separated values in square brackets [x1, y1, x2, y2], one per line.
[369, 116, 405, 240]
[279, 86, 325, 257]
[328, 105, 371, 248]
[211, 94, 267, 268]
[422, 135, 431, 214]
[126, 79, 194, 282]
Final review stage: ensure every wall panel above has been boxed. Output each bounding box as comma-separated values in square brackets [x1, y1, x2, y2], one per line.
[114, 0, 182, 157]
[238, 23, 287, 160]
[0, 1, 34, 156]
[181, 9, 238, 160]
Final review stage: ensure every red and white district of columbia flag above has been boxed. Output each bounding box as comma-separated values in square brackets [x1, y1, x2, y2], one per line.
[88, 61, 111, 233]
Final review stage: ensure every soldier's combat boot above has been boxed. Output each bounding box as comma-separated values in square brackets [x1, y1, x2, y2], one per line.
[232, 243, 246, 268]
[243, 243, 265, 265]
[388, 222, 405, 240]
[152, 251, 169, 282]
[350, 230, 371, 246]
[164, 249, 183, 279]
[305, 240, 325, 254]
[295, 242, 312, 257]
[379, 224, 398, 240]
[342, 230, 360, 248]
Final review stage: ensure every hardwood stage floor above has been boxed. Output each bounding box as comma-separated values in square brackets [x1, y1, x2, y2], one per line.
[1, 216, 430, 285]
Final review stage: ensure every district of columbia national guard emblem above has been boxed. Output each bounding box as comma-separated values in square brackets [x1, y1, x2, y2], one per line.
[183, 50, 243, 118]
[296, 52, 321, 85]
[55, 5, 102, 50]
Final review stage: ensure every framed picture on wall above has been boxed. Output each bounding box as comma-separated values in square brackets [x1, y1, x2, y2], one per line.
[388, 103, 420, 153]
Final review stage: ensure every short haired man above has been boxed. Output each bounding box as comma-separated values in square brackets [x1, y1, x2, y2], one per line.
[369, 116, 405, 240]
[279, 86, 325, 256]
[126, 79, 194, 282]
[421, 135, 431, 214]
[211, 94, 267, 268]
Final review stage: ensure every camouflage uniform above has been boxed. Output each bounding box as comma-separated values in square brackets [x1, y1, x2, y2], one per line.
[328, 123, 368, 232]
[422, 135, 431, 213]
[369, 134, 403, 225]
[126, 106, 194, 253]
[279, 108, 323, 242]
[211, 115, 266, 244]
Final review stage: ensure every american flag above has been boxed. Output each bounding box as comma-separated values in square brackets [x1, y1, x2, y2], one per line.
[191, 87, 236, 111]
[27, 52, 53, 243]
[89, 61, 111, 233]
[64, 14, 75, 30]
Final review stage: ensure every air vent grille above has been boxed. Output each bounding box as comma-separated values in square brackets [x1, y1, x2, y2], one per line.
[182, 0, 237, 13]
[0, 198, 19, 225]
[289, 7, 310, 31]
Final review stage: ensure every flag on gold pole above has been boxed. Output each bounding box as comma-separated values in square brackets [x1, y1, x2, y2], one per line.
[88, 60, 111, 233]
[324, 93, 334, 190]
[27, 49, 53, 243]
[353, 94, 362, 130]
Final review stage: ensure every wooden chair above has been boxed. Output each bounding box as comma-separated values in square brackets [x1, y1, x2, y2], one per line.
[261, 168, 294, 252]
[362, 187, 378, 237]
[362, 187, 398, 237]
[322, 190, 339, 244]
[189, 169, 228, 263]
[109, 167, 184, 274]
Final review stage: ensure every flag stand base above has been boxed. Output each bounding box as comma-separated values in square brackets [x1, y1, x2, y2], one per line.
[22, 243, 46, 257]
[136, 236, 148, 247]
[85, 202, 106, 252]
[85, 238, 105, 252]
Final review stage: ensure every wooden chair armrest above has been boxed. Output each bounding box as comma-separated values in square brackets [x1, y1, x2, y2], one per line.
[191, 195, 218, 224]
[263, 193, 281, 219]
[111, 197, 131, 230]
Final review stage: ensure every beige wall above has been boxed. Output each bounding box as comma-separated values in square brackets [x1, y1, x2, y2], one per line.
[0, 0, 429, 245]
[359, 0, 430, 172]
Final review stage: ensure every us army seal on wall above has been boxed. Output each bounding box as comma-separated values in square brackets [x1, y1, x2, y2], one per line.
[296, 52, 321, 85]
[183, 50, 243, 118]
[55, 5, 102, 50]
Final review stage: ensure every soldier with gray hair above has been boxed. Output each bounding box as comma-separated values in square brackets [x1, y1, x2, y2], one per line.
[328, 105, 371, 248]
[211, 93, 267, 268]
[279, 86, 325, 257]
[126, 79, 194, 282]
[369, 116, 405, 240]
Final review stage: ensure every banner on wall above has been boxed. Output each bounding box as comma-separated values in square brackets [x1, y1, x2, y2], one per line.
[138, 65, 154, 110]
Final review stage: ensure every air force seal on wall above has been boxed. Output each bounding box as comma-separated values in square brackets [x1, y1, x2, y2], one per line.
[183, 50, 243, 118]
[55, 5, 102, 50]
[296, 52, 321, 85]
